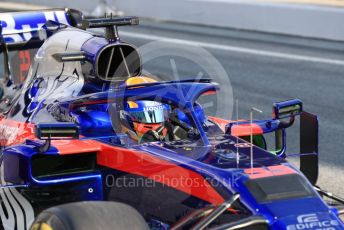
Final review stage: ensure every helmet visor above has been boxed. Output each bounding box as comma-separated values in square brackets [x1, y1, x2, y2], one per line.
[122, 101, 170, 124]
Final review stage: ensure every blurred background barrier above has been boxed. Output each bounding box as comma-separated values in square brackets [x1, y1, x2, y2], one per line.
[2, 0, 344, 41]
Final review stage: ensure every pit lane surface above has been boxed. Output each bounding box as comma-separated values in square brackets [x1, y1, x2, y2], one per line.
[118, 20, 344, 196]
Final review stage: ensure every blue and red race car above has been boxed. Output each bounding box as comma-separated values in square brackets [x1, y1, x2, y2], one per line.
[0, 8, 343, 230]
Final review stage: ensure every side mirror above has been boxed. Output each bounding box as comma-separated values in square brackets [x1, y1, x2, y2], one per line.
[35, 123, 79, 140]
[273, 99, 302, 119]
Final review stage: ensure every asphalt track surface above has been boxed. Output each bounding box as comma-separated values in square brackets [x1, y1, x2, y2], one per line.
[117, 19, 344, 196]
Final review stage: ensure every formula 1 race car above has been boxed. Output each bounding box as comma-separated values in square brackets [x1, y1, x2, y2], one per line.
[0, 8, 343, 230]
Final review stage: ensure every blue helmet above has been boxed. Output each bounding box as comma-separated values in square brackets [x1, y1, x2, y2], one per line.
[121, 100, 171, 125]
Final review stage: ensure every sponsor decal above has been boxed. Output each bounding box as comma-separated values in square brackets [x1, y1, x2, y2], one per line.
[144, 105, 165, 112]
[19, 51, 32, 83]
[10, 49, 37, 84]
[287, 213, 340, 230]
[0, 124, 19, 144]
[234, 142, 252, 148]
[244, 165, 295, 179]
[0, 11, 70, 43]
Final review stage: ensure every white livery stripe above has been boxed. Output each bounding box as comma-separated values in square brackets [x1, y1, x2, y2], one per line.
[3, 188, 25, 230]
[9, 188, 34, 229]
[0, 165, 17, 230]
[0, 188, 16, 230]
[120, 31, 344, 66]
[0, 163, 34, 230]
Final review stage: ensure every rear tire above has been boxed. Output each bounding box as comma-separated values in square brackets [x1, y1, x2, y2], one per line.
[30, 201, 149, 230]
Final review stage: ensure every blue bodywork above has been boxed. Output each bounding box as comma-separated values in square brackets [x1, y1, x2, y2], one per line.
[0, 9, 342, 230]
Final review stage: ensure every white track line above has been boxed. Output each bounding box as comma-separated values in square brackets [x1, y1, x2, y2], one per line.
[121, 31, 344, 66]
[0, 2, 49, 11]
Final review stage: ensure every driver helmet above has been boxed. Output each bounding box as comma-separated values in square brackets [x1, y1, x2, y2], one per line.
[120, 76, 171, 141]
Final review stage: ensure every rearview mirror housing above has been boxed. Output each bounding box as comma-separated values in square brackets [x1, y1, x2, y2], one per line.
[273, 99, 302, 119]
[35, 123, 79, 140]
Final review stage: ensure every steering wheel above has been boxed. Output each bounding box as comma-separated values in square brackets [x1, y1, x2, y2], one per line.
[139, 130, 161, 143]
[169, 114, 200, 139]
[139, 121, 176, 144]
[139, 113, 202, 144]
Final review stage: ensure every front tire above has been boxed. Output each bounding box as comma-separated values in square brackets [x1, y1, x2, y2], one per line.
[30, 201, 149, 230]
